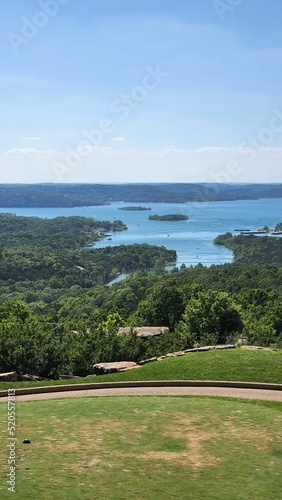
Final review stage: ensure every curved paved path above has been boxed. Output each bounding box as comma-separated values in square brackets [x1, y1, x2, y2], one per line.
[11, 386, 282, 402]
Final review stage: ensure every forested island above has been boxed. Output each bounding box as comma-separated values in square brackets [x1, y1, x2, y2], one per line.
[1, 213, 282, 379]
[149, 214, 189, 221]
[0, 183, 282, 207]
[118, 206, 151, 211]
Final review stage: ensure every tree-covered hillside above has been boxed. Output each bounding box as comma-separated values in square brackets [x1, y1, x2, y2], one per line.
[0, 213, 126, 249]
[214, 232, 282, 265]
[0, 183, 282, 207]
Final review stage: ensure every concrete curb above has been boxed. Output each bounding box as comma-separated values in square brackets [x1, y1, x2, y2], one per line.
[0, 380, 281, 398]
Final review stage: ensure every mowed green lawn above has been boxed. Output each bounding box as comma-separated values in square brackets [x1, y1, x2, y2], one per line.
[93, 349, 282, 384]
[0, 396, 281, 499]
[0, 349, 281, 391]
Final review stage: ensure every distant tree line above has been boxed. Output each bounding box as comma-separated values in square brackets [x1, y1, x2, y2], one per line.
[0, 183, 282, 206]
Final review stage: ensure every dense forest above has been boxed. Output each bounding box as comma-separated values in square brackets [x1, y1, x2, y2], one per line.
[0, 183, 282, 207]
[214, 232, 282, 265]
[0, 213, 176, 303]
[0, 213, 127, 249]
[0, 213, 282, 378]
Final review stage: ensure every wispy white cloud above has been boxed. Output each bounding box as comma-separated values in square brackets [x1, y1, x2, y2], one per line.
[112, 137, 126, 142]
[193, 146, 235, 154]
[21, 137, 40, 141]
[154, 146, 186, 158]
[6, 148, 54, 155]
[76, 145, 113, 156]
[257, 146, 282, 154]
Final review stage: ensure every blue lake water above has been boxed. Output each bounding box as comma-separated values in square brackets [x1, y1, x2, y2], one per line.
[0, 198, 281, 267]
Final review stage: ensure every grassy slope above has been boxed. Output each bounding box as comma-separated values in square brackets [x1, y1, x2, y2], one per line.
[96, 349, 282, 384]
[0, 349, 281, 390]
[0, 396, 281, 499]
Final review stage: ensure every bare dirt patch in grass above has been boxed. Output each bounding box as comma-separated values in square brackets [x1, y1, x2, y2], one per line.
[136, 418, 222, 468]
[51, 416, 224, 472]
[210, 412, 282, 453]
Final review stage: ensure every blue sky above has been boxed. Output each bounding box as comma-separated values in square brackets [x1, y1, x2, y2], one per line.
[1, 0, 282, 182]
